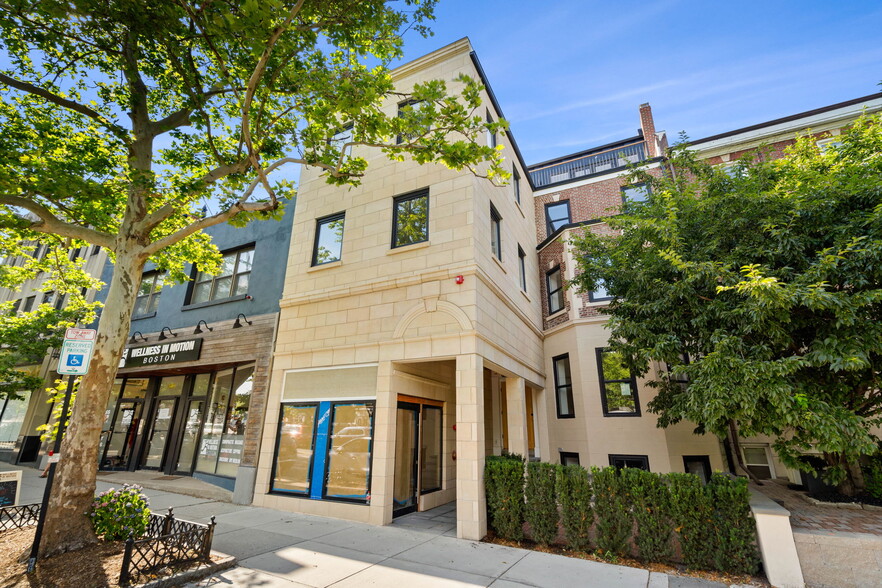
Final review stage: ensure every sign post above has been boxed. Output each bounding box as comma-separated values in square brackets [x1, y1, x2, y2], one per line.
[28, 328, 96, 572]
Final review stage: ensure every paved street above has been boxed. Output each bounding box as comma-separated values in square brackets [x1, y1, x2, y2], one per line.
[10, 466, 741, 588]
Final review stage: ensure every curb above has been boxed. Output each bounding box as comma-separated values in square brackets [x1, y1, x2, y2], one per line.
[135, 553, 237, 588]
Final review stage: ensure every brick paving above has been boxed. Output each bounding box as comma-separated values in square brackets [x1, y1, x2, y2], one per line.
[753, 478, 882, 535]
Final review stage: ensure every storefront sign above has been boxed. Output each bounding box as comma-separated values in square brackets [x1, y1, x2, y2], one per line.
[119, 338, 203, 368]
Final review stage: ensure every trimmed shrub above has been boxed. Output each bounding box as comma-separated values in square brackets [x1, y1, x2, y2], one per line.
[623, 468, 673, 563]
[90, 484, 151, 540]
[525, 462, 559, 545]
[707, 474, 760, 575]
[592, 466, 632, 557]
[485, 454, 525, 541]
[556, 464, 593, 551]
[667, 472, 714, 569]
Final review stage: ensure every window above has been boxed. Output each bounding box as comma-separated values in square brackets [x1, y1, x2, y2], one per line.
[587, 278, 612, 303]
[816, 137, 842, 153]
[486, 110, 497, 148]
[312, 213, 345, 266]
[518, 246, 527, 292]
[609, 455, 649, 470]
[621, 183, 650, 203]
[513, 166, 521, 204]
[190, 247, 253, 304]
[91, 245, 101, 256]
[22, 295, 35, 313]
[546, 266, 564, 314]
[545, 201, 571, 235]
[560, 451, 580, 466]
[397, 99, 427, 145]
[741, 445, 774, 480]
[553, 354, 575, 418]
[194, 365, 254, 477]
[597, 348, 640, 416]
[329, 123, 354, 156]
[271, 400, 375, 504]
[683, 455, 712, 484]
[9, 299, 21, 314]
[134, 272, 164, 316]
[490, 203, 502, 261]
[392, 189, 429, 248]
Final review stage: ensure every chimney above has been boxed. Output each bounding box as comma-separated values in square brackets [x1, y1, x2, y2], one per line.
[639, 103, 659, 158]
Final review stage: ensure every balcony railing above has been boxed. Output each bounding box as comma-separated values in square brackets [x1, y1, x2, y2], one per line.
[530, 142, 646, 188]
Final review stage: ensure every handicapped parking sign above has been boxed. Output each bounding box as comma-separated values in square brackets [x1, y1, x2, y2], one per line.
[57, 329, 96, 375]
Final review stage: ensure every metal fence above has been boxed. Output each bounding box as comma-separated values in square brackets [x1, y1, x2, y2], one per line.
[0, 503, 41, 532]
[119, 508, 216, 586]
[530, 142, 646, 188]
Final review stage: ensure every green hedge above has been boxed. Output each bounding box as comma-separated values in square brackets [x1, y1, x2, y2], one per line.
[484, 459, 760, 576]
[525, 462, 558, 545]
[484, 454, 525, 541]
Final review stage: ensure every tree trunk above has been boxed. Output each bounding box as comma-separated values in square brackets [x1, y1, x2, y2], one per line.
[39, 247, 143, 557]
[728, 420, 763, 485]
[833, 455, 866, 497]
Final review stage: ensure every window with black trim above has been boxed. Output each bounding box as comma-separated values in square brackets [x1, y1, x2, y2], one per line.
[546, 266, 564, 314]
[545, 201, 571, 235]
[392, 189, 429, 248]
[560, 451, 580, 466]
[621, 183, 650, 203]
[587, 277, 612, 303]
[134, 271, 165, 315]
[597, 348, 640, 416]
[22, 295, 35, 313]
[190, 247, 253, 304]
[683, 455, 712, 483]
[490, 203, 502, 261]
[553, 353, 575, 418]
[513, 166, 521, 204]
[329, 123, 354, 156]
[518, 246, 527, 292]
[312, 213, 345, 266]
[397, 99, 427, 145]
[486, 110, 497, 148]
[609, 454, 649, 470]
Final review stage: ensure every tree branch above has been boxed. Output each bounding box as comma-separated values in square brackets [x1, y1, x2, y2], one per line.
[143, 199, 277, 257]
[0, 194, 114, 248]
[0, 72, 129, 143]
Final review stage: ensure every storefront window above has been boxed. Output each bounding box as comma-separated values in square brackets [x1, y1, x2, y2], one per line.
[0, 391, 31, 450]
[272, 404, 318, 494]
[196, 368, 233, 474]
[176, 373, 210, 473]
[325, 403, 374, 501]
[216, 366, 253, 476]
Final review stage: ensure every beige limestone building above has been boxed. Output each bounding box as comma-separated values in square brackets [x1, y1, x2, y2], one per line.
[253, 39, 545, 540]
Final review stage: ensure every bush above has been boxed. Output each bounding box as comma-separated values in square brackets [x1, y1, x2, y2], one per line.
[524, 462, 559, 545]
[592, 466, 632, 557]
[484, 454, 525, 541]
[667, 472, 713, 569]
[623, 468, 673, 563]
[90, 484, 151, 540]
[707, 474, 760, 575]
[556, 464, 593, 551]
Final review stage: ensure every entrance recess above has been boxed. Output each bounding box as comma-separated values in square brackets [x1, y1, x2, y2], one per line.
[141, 375, 185, 471]
[393, 396, 443, 518]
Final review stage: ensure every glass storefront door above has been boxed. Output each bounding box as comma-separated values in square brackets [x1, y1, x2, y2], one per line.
[393, 402, 420, 517]
[101, 400, 144, 470]
[143, 397, 179, 469]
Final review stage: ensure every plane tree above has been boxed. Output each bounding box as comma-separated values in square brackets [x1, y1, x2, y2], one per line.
[0, 0, 506, 555]
[572, 116, 882, 495]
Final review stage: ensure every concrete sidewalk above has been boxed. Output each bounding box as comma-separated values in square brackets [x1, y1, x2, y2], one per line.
[9, 466, 742, 588]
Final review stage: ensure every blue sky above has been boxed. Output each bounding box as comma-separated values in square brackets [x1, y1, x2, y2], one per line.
[392, 0, 882, 164]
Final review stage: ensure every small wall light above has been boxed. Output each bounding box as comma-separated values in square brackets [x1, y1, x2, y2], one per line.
[129, 331, 148, 344]
[158, 326, 178, 341]
[193, 320, 213, 335]
[233, 313, 252, 329]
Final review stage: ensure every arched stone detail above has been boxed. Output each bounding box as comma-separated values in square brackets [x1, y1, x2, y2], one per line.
[392, 299, 472, 338]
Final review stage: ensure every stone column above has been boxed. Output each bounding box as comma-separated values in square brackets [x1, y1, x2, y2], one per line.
[456, 353, 487, 540]
[369, 360, 396, 525]
[505, 376, 529, 459]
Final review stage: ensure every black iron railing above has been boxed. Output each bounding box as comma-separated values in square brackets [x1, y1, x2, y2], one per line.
[530, 142, 646, 188]
[119, 508, 216, 586]
[0, 503, 41, 531]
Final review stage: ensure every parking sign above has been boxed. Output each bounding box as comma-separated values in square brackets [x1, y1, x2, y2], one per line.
[57, 328, 96, 375]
